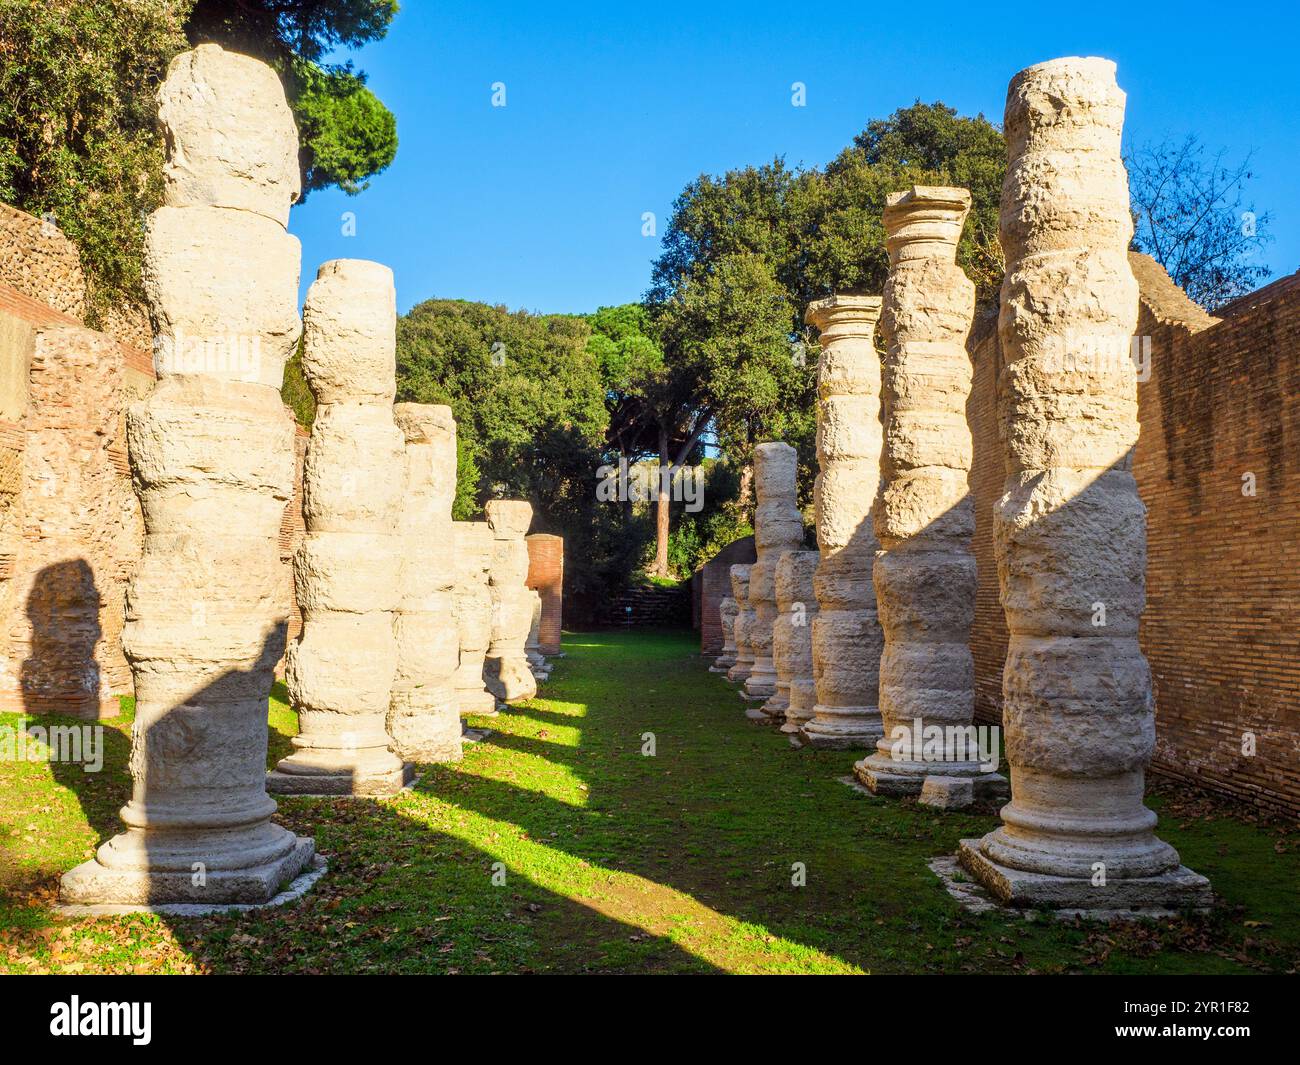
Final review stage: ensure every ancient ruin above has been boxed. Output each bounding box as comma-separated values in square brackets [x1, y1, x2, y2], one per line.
[711, 592, 739, 673]
[483, 500, 538, 704]
[453, 519, 497, 715]
[725, 564, 755, 685]
[854, 186, 1005, 805]
[60, 45, 314, 905]
[388, 403, 462, 763]
[526, 589, 550, 680]
[773, 549, 820, 737]
[745, 442, 804, 718]
[958, 58, 1210, 908]
[268, 259, 411, 797]
[799, 295, 886, 750]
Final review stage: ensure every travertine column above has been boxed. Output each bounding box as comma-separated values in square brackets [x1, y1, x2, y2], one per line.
[268, 259, 410, 796]
[725, 565, 754, 685]
[710, 593, 739, 673]
[773, 549, 820, 736]
[525, 589, 550, 680]
[387, 403, 461, 763]
[744, 443, 805, 716]
[484, 500, 538, 704]
[855, 186, 1006, 803]
[799, 295, 885, 750]
[959, 57, 1209, 908]
[61, 45, 313, 905]
[453, 520, 497, 715]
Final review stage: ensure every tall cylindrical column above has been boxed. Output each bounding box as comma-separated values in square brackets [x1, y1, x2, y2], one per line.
[525, 589, 550, 680]
[725, 565, 754, 685]
[483, 500, 538, 704]
[744, 443, 805, 717]
[60, 44, 313, 906]
[855, 186, 1006, 803]
[387, 403, 462, 763]
[799, 295, 885, 750]
[959, 57, 1209, 909]
[454, 520, 497, 715]
[269, 259, 410, 796]
[774, 549, 820, 737]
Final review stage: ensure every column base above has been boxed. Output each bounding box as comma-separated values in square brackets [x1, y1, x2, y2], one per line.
[267, 760, 415, 797]
[59, 836, 316, 909]
[797, 709, 882, 750]
[854, 753, 1009, 805]
[957, 838, 1213, 911]
[725, 663, 752, 685]
[457, 688, 499, 716]
[744, 704, 781, 724]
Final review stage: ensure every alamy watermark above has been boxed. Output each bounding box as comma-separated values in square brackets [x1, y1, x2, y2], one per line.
[1, 717, 104, 772]
[887, 718, 1000, 773]
[596, 458, 703, 513]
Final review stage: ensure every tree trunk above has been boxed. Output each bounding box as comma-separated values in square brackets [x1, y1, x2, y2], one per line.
[652, 429, 671, 577]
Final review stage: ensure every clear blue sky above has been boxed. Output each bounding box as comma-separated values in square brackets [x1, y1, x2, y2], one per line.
[289, 0, 1299, 316]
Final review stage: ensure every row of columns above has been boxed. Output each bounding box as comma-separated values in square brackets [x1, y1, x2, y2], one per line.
[716, 56, 1209, 910]
[60, 44, 552, 909]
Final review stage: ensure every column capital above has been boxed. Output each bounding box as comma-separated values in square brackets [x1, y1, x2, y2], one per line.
[883, 185, 970, 266]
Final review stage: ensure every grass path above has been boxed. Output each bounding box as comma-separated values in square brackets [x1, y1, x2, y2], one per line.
[2, 629, 1297, 974]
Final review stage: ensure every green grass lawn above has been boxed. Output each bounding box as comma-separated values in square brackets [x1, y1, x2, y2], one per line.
[2, 629, 1297, 974]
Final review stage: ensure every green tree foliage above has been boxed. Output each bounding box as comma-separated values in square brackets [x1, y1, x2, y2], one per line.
[185, 0, 398, 199]
[396, 299, 633, 617]
[0, 0, 192, 323]
[1127, 136, 1273, 311]
[648, 102, 1005, 513]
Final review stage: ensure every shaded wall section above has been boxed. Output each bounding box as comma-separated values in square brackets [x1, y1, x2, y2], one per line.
[697, 535, 756, 654]
[970, 252, 1300, 813]
[526, 533, 564, 654]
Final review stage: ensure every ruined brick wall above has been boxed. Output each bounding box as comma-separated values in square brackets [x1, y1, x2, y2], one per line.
[697, 535, 756, 653]
[970, 253, 1300, 813]
[526, 533, 563, 654]
[0, 201, 306, 712]
[0, 283, 146, 717]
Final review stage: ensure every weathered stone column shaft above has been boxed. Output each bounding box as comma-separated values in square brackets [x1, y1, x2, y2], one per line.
[453, 520, 498, 715]
[773, 549, 820, 736]
[725, 565, 755, 685]
[483, 500, 538, 704]
[745, 442, 804, 716]
[959, 57, 1209, 909]
[270, 259, 410, 797]
[800, 295, 885, 750]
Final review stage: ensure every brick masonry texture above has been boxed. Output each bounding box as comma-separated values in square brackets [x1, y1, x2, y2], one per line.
[525, 534, 563, 654]
[1, 201, 305, 714]
[697, 535, 757, 653]
[970, 253, 1300, 814]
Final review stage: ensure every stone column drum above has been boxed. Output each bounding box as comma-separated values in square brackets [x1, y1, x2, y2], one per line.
[453, 520, 497, 715]
[526, 589, 550, 681]
[773, 549, 820, 737]
[744, 442, 805, 717]
[799, 295, 886, 750]
[855, 186, 1007, 804]
[959, 58, 1210, 909]
[60, 45, 314, 906]
[483, 500, 538, 704]
[268, 260, 411, 797]
[725, 565, 755, 685]
[387, 403, 462, 763]
[711, 594, 739, 673]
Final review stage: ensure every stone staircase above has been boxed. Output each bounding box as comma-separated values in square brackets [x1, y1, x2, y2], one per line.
[597, 583, 691, 628]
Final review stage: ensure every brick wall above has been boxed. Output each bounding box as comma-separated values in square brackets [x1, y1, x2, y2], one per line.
[526, 533, 563, 654]
[969, 253, 1300, 814]
[697, 535, 756, 653]
[1, 201, 307, 712]
[0, 283, 149, 717]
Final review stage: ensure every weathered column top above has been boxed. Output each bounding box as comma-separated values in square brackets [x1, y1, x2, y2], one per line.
[486, 499, 533, 539]
[883, 185, 970, 265]
[805, 293, 881, 336]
